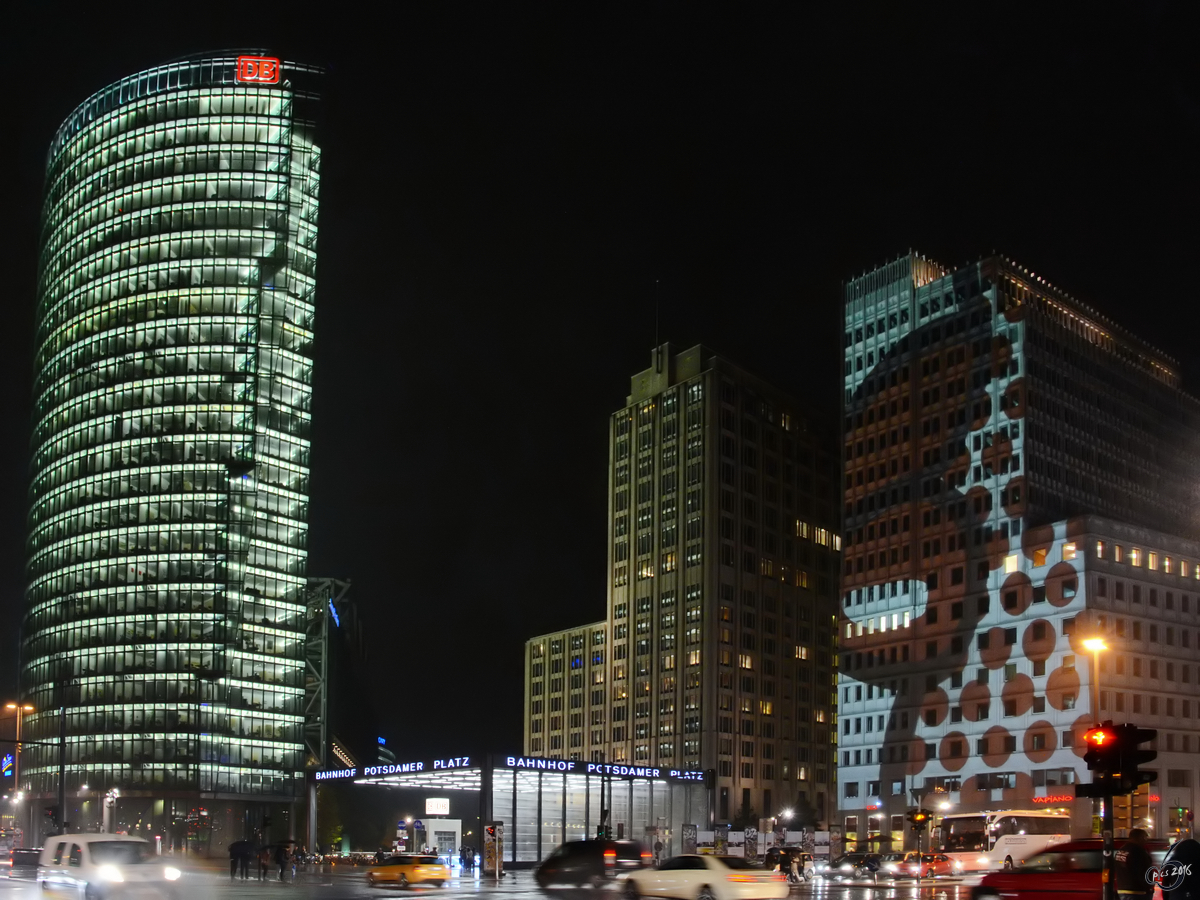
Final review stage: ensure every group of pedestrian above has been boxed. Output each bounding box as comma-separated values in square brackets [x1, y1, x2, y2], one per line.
[228, 840, 306, 882]
[459, 845, 477, 869]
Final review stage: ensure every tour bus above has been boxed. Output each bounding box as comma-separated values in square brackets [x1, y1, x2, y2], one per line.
[937, 809, 1071, 872]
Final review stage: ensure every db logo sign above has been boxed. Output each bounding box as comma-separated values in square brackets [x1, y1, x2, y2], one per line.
[236, 56, 281, 84]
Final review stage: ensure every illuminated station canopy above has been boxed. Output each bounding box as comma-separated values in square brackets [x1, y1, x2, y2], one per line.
[313, 754, 706, 791]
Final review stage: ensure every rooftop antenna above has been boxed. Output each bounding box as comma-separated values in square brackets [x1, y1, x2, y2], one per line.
[654, 279, 663, 372]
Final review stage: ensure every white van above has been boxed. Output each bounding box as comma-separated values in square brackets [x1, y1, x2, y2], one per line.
[38, 834, 182, 898]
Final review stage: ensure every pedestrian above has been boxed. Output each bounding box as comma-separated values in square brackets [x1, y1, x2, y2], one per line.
[276, 843, 290, 882]
[1116, 828, 1153, 900]
[654, 839, 663, 866]
[239, 844, 251, 879]
[229, 842, 239, 880]
[258, 846, 270, 881]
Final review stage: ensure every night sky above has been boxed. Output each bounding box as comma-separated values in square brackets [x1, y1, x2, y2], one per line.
[2, 3, 1200, 761]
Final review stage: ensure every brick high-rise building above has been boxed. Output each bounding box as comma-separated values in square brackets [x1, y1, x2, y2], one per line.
[838, 253, 1200, 860]
[525, 344, 841, 828]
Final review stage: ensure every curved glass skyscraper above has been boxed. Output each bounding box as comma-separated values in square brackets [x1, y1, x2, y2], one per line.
[22, 52, 322, 844]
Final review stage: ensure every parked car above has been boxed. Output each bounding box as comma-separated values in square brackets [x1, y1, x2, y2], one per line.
[972, 839, 1170, 900]
[39, 834, 182, 897]
[537, 840, 651, 888]
[904, 852, 959, 877]
[365, 854, 449, 887]
[622, 854, 788, 900]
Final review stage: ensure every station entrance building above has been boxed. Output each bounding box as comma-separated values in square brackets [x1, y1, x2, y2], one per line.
[312, 753, 710, 865]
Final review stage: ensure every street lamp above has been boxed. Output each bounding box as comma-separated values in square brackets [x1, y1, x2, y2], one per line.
[4, 703, 34, 793]
[1082, 638, 1108, 725]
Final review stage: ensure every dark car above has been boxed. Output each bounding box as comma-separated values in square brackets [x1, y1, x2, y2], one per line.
[7, 848, 40, 878]
[820, 852, 881, 880]
[536, 840, 651, 888]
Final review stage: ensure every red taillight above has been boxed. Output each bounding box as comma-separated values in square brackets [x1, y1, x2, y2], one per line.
[727, 873, 756, 883]
[604, 850, 616, 867]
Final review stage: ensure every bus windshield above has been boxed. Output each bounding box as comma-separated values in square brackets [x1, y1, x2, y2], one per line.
[941, 815, 987, 852]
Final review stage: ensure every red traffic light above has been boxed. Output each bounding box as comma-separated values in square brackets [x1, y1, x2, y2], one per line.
[1084, 726, 1115, 746]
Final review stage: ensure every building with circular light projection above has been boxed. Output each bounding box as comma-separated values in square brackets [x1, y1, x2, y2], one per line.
[21, 51, 322, 845]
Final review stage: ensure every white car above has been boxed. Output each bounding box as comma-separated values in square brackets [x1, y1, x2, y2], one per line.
[39, 833, 182, 898]
[623, 854, 789, 900]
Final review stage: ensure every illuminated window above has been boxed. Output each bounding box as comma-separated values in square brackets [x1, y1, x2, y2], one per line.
[739, 654, 753, 670]
[1034, 548, 1047, 567]
[795, 646, 809, 660]
[815, 710, 826, 723]
[1005, 554, 1019, 574]
[760, 701, 773, 715]
[1062, 543, 1077, 561]
[1130, 548, 1141, 567]
[903, 611, 911, 628]
[687, 650, 701, 666]
[1165, 557, 1173, 574]
[1148, 552, 1158, 571]
[1096, 541, 1105, 558]
[1114, 545, 1123, 563]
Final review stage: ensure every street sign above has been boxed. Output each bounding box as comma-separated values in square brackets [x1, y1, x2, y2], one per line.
[413, 820, 423, 830]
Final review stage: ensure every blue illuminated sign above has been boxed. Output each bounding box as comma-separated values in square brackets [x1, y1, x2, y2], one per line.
[328, 600, 340, 627]
[378, 737, 386, 745]
[314, 766, 357, 781]
[502, 755, 704, 782]
[1, 754, 12, 777]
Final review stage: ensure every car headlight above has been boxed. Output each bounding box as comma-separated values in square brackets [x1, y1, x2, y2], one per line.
[97, 864, 124, 882]
[164, 866, 182, 881]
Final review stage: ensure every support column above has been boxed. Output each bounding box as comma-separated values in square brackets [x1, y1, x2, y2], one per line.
[307, 782, 317, 851]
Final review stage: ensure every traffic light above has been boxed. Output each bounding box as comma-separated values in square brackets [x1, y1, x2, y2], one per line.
[1076, 722, 1157, 798]
[704, 769, 716, 790]
[1114, 724, 1157, 794]
[44, 805, 60, 828]
[486, 825, 496, 839]
[1083, 722, 1121, 778]
[907, 809, 930, 832]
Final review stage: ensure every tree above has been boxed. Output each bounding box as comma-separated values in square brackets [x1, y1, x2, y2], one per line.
[317, 785, 345, 853]
[792, 793, 819, 830]
[733, 802, 759, 830]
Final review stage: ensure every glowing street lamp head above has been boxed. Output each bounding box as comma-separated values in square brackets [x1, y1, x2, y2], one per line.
[1083, 638, 1108, 652]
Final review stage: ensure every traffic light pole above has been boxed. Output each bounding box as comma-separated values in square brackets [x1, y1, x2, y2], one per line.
[1102, 791, 1115, 900]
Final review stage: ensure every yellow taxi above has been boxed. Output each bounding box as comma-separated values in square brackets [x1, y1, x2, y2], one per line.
[366, 854, 450, 888]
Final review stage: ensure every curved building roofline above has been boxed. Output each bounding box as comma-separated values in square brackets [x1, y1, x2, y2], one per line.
[47, 50, 323, 174]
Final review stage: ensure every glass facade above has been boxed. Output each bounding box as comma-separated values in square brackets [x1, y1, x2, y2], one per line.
[492, 770, 708, 862]
[21, 52, 322, 830]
